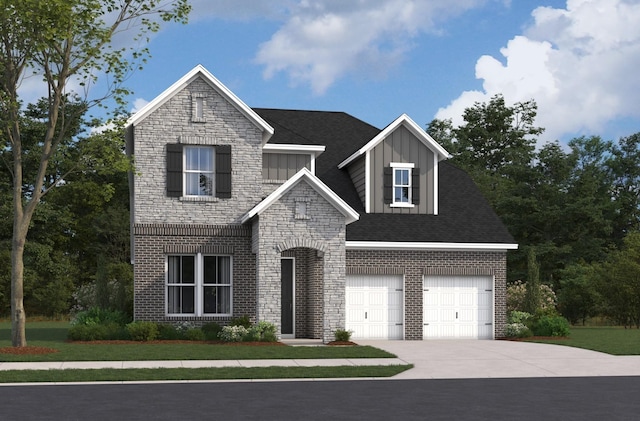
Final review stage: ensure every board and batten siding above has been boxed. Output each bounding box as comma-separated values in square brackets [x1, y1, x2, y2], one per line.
[371, 125, 435, 214]
[347, 156, 366, 206]
[262, 153, 311, 181]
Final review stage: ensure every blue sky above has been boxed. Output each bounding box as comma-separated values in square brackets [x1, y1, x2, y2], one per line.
[72, 1, 640, 145]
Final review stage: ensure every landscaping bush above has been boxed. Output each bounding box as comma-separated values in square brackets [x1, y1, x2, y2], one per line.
[71, 307, 130, 327]
[218, 325, 248, 342]
[334, 328, 353, 342]
[125, 321, 159, 341]
[183, 328, 205, 341]
[245, 321, 277, 342]
[67, 322, 124, 341]
[504, 311, 533, 338]
[156, 323, 180, 340]
[230, 315, 252, 328]
[201, 322, 223, 340]
[531, 314, 571, 337]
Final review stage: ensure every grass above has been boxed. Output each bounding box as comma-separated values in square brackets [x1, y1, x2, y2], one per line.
[0, 365, 413, 384]
[0, 321, 409, 383]
[525, 326, 640, 355]
[0, 322, 395, 362]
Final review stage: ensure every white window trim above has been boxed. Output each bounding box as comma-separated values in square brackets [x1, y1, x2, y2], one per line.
[165, 253, 233, 317]
[390, 162, 415, 208]
[183, 146, 215, 198]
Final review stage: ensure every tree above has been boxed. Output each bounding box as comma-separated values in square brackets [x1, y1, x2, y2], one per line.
[0, 0, 190, 347]
[596, 232, 640, 328]
[524, 248, 541, 314]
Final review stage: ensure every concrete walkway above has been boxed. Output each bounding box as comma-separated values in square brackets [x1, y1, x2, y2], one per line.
[1, 340, 639, 380]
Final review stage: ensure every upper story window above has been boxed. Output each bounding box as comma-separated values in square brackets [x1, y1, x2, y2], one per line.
[185, 146, 214, 196]
[385, 162, 419, 208]
[166, 144, 232, 199]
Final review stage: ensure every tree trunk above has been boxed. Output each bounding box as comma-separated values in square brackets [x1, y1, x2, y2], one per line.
[11, 220, 27, 347]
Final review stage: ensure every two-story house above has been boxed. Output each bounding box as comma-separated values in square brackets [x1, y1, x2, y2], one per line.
[125, 65, 517, 343]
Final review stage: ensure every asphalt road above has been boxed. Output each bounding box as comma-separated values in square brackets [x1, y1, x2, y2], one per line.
[2, 377, 639, 420]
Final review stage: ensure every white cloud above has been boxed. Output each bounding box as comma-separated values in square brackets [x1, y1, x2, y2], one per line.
[436, 0, 640, 142]
[131, 98, 150, 114]
[253, 0, 489, 94]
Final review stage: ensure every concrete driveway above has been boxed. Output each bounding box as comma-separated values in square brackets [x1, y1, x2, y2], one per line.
[358, 339, 640, 379]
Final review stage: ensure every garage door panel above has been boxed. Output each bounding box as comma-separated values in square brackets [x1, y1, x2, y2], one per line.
[424, 275, 493, 340]
[346, 275, 403, 340]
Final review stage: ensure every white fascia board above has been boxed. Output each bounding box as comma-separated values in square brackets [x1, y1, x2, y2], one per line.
[346, 241, 519, 251]
[338, 114, 451, 169]
[126, 65, 274, 142]
[263, 144, 325, 155]
[241, 168, 360, 225]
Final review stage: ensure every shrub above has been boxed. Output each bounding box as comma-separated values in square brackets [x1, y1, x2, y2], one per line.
[531, 314, 571, 337]
[230, 315, 252, 328]
[334, 328, 353, 342]
[71, 307, 130, 327]
[508, 311, 533, 324]
[67, 322, 124, 341]
[504, 323, 532, 338]
[182, 328, 205, 341]
[201, 322, 222, 340]
[507, 280, 557, 313]
[243, 321, 277, 342]
[125, 321, 159, 341]
[156, 324, 180, 340]
[218, 325, 248, 342]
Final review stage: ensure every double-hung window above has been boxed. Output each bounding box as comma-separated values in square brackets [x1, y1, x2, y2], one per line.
[390, 162, 415, 207]
[184, 146, 214, 197]
[166, 144, 232, 199]
[167, 254, 232, 316]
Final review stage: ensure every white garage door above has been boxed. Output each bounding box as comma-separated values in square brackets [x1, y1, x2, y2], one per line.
[423, 275, 493, 339]
[346, 275, 404, 340]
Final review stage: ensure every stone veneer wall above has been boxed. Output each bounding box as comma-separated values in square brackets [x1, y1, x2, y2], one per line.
[254, 182, 346, 343]
[346, 249, 508, 339]
[133, 224, 256, 325]
[131, 76, 264, 226]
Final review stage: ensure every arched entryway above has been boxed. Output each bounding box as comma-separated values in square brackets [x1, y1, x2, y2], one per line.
[280, 247, 324, 339]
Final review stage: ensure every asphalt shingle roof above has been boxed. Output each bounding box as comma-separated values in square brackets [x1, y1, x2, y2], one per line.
[254, 108, 515, 245]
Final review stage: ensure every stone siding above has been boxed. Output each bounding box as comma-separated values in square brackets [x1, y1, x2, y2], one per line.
[254, 182, 347, 343]
[132, 76, 264, 225]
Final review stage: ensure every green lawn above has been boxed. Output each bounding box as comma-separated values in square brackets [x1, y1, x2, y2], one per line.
[0, 322, 395, 362]
[0, 365, 413, 383]
[0, 321, 410, 383]
[525, 326, 640, 355]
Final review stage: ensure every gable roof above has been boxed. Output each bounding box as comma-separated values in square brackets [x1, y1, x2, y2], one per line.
[254, 109, 516, 248]
[241, 167, 359, 225]
[126, 65, 274, 143]
[337, 114, 451, 169]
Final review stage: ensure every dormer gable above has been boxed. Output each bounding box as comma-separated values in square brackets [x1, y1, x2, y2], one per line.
[338, 114, 451, 215]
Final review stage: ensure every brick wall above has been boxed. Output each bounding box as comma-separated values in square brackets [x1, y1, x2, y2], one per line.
[346, 249, 507, 339]
[133, 224, 256, 325]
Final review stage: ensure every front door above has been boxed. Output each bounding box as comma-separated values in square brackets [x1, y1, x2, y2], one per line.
[281, 258, 295, 338]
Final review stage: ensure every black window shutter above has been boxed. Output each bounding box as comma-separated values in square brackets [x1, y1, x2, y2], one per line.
[412, 168, 420, 205]
[383, 167, 393, 204]
[166, 143, 183, 197]
[216, 145, 232, 198]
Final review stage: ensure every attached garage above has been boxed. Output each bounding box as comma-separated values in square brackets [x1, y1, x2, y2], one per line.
[346, 275, 404, 339]
[423, 275, 494, 339]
